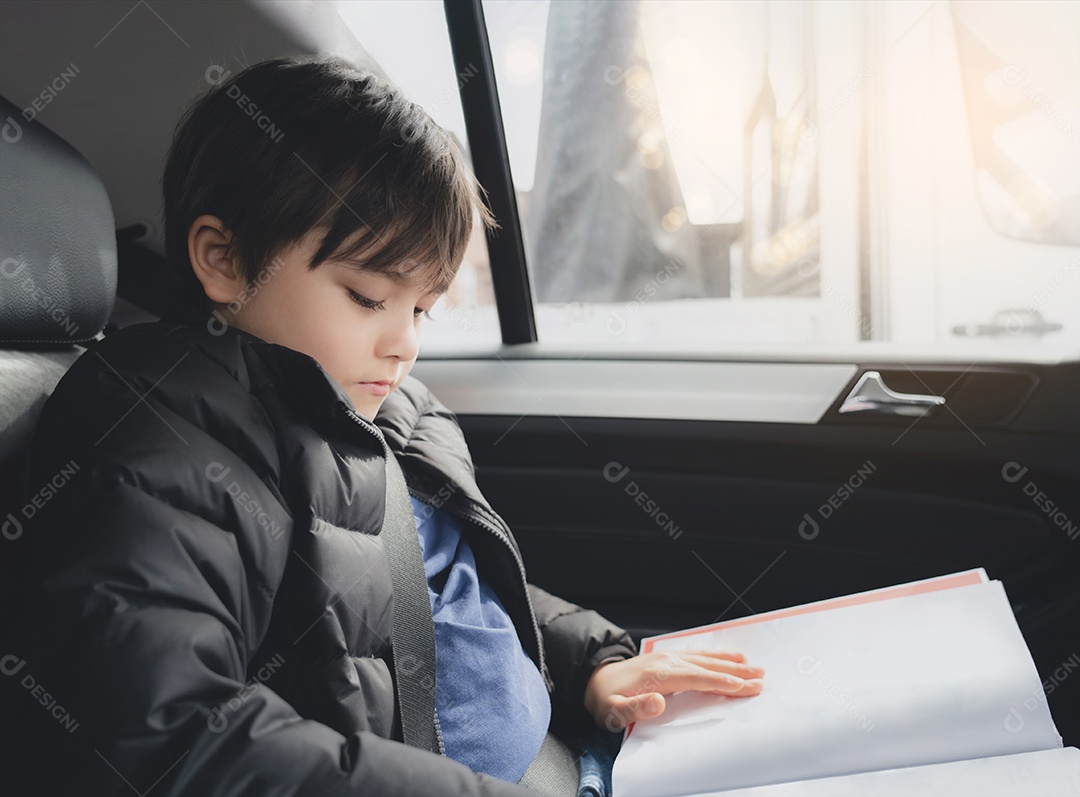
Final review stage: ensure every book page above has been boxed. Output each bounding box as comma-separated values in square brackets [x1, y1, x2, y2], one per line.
[613, 581, 1061, 797]
[688, 747, 1080, 797]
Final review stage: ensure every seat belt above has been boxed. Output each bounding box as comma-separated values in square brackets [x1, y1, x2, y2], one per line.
[381, 448, 442, 755]
[383, 447, 580, 793]
[518, 732, 581, 796]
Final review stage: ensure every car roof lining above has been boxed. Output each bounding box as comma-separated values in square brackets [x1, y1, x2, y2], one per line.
[0, 0, 382, 278]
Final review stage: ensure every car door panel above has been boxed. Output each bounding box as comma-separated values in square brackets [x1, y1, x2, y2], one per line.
[415, 356, 1080, 745]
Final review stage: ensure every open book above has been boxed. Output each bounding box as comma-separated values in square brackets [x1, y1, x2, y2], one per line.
[612, 570, 1079, 797]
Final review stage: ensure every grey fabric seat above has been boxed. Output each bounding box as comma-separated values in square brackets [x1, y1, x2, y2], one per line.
[0, 92, 117, 569]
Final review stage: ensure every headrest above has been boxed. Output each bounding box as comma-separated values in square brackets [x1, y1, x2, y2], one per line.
[0, 94, 116, 345]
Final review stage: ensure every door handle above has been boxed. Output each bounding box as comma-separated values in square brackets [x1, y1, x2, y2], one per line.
[838, 371, 946, 417]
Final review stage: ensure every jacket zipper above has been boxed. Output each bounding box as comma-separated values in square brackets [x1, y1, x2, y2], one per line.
[407, 485, 553, 694]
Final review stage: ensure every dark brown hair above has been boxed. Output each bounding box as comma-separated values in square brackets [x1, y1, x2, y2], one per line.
[162, 55, 494, 313]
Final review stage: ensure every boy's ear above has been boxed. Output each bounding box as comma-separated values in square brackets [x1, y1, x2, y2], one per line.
[188, 214, 245, 304]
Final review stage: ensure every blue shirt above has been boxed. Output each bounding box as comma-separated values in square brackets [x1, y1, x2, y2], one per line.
[409, 496, 551, 782]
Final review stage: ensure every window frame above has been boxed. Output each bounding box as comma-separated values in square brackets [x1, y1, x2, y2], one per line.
[444, 0, 537, 344]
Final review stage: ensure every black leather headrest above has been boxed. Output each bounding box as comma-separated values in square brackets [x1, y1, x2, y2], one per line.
[1, 94, 116, 345]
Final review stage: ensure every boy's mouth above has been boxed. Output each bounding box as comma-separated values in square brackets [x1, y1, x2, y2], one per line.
[357, 380, 393, 396]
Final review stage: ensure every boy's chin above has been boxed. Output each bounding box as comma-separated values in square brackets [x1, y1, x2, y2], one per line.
[348, 394, 385, 421]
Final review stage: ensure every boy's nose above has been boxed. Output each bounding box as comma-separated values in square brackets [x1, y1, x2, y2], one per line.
[376, 312, 420, 362]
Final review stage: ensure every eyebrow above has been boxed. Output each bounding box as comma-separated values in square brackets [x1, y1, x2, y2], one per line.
[331, 258, 448, 295]
[333, 259, 411, 284]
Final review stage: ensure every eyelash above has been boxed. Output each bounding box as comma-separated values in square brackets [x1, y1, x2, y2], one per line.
[347, 289, 432, 319]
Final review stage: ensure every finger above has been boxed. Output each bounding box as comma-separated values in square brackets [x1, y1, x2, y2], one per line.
[606, 692, 667, 729]
[728, 678, 765, 697]
[681, 649, 747, 663]
[654, 650, 765, 678]
[649, 667, 757, 696]
[678, 653, 765, 678]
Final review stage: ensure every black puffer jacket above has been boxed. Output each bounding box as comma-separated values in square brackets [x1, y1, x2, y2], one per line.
[3, 320, 636, 796]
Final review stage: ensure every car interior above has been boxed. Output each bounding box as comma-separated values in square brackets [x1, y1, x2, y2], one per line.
[2, 0, 1078, 760]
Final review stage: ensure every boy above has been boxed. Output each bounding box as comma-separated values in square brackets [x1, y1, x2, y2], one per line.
[5, 56, 763, 795]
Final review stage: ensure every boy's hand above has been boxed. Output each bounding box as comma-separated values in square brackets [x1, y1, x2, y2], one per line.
[584, 650, 765, 731]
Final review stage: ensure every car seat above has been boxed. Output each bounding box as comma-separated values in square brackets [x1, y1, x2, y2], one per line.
[0, 91, 117, 576]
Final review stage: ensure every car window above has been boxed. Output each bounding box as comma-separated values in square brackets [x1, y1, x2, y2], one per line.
[337, 0, 502, 351]
[483, 0, 1079, 358]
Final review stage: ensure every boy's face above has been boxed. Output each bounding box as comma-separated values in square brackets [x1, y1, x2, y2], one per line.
[199, 223, 443, 420]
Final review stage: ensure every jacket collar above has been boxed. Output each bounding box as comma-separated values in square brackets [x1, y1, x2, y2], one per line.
[163, 319, 481, 502]
[168, 317, 388, 453]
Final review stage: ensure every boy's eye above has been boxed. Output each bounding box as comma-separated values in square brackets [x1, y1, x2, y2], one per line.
[348, 287, 431, 319]
[347, 289, 384, 311]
